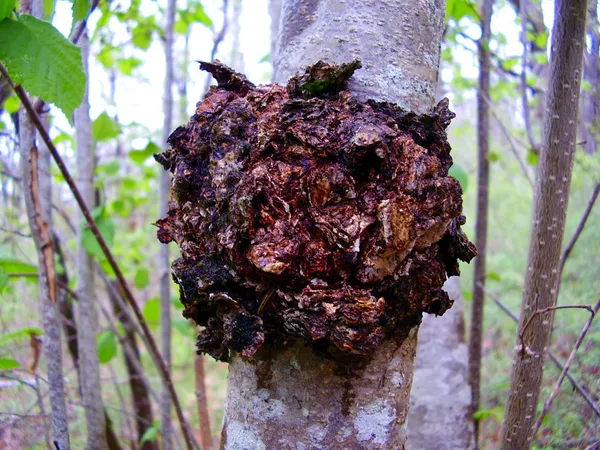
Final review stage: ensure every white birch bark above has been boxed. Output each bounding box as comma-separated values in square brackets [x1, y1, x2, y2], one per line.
[74, 31, 109, 450]
[221, 1, 446, 448]
[160, 0, 176, 446]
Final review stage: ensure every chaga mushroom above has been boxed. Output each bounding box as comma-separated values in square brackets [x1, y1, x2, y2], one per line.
[155, 59, 477, 362]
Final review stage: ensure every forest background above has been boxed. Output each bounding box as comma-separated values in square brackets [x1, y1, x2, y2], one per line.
[0, 0, 599, 449]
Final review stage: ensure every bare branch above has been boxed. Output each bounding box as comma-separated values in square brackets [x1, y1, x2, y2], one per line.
[560, 179, 600, 276]
[202, 0, 229, 96]
[533, 295, 600, 435]
[481, 283, 600, 420]
[0, 64, 199, 450]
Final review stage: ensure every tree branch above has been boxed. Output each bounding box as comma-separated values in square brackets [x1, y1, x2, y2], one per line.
[0, 64, 199, 450]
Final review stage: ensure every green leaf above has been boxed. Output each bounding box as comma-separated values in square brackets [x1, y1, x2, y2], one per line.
[72, 0, 88, 25]
[81, 206, 115, 260]
[3, 94, 19, 113]
[0, 327, 42, 346]
[0, 268, 9, 293]
[143, 297, 160, 329]
[0, 15, 85, 118]
[129, 141, 160, 165]
[116, 57, 142, 76]
[488, 151, 501, 163]
[448, 163, 469, 193]
[97, 329, 117, 364]
[0, 358, 19, 370]
[174, 17, 189, 35]
[170, 296, 184, 310]
[134, 267, 150, 289]
[96, 160, 120, 176]
[140, 423, 159, 446]
[110, 198, 132, 217]
[0, 0, 14, 21]
[527, 150, 539, 166]
[446, 0, 477, 23]
[487, 271, 502, 282]
[193, 5, 212, 27]
[132, 24, 152, 49]
[259, 53, 270, 63]
[97, 45, 115, 69]
[473, 406, 504, 422]
[43, 0, 56, 20]
[0, 257, 37, 274]
[92, 112, 121, 142]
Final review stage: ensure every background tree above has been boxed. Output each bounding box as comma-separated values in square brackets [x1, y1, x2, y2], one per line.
[501, 0, 589, 448]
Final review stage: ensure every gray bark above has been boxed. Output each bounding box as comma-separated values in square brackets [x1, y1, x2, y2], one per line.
[17, 1, 70, 448]
[469, 0, 493, 445]
[579, 4, 599, 155]
[19, 98, 71, 450]
[407, 277, 474, 450]
[273, 0, 444, 113]
[230, 0, 244, 72]
[74, 31, 109, 450]
[160, 0, 176, 446]
[500, 0, 589, 448]
[221, 1, 446, 448]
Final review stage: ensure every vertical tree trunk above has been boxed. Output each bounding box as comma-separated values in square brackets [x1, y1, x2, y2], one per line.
[500, 0, 588, 448]
[74, 30, 109, 450]
[469, 0, 493, 445]
[229, 0, 243, 72]
[579, 4, 599, 155]
[220, 1, 445, 448]
[160, 0, 176, 446]
[108, 281, 157, 450]
[17, 1, 71, 448]
[194, 354, 213, 450]
[407, 278, 474, 450]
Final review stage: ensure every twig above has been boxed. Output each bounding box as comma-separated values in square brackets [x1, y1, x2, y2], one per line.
[533, 295, 600, 435]
[0, 65, 198, 450]
[560, 179, 600, 276]
[519, 0, 539, 154]
[519, 304, 594, 354]
[202, 0, 229, 96]
[0, 225, 31, 238]
[480, 93, 535, 188]
[480, 283, 600, 419]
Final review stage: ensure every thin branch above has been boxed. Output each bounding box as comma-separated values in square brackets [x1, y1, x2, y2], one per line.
[0, 64, 199, 450]
[0, 225, 31, 238]
[202, 0, 229, 96]
[480, 283, 600, 419]
[518, 304, 594, 353]
[560, 179, 600, 276]
[533, 295, 600, 435]
[480, 93, 535, 188]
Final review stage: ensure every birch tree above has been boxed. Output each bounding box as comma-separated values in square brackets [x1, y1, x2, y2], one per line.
[221, 0, 449, 447]
[160, 0, 176, 446]
[500, 0, 589, 448]
[74, 30, 109, 450]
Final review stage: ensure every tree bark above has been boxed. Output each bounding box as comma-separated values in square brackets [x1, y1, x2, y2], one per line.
[16, 1, 71, 448]
[407, 277, 474, 450]
[500, 0, 588, 448]
[74, 30, 109, 450]
[469, 0, 493, 445]
[160, 0, 176, 446]
[108, 281, 157, 450]
[220, 1, 445, 448]
[19, 92, 72, 450]
[579, 4, 599, 155]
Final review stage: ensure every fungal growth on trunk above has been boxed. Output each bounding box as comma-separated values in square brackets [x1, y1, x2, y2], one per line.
[155, 60, 476, 362]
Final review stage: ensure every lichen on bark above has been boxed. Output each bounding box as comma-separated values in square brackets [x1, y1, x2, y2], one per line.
[155, 60, 476, 362]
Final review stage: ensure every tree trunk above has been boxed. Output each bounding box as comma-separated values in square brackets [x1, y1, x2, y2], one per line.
[108, 281, 157, 450]
[220, 1, 446, 448]
[74, 30, 109, 450]
[579, 4, 599, 155]
[17, 1, 71, 448]
[407, 277, 474, 450]
[160, 0, 176, 446]
[469, 0, 493, 445]
[500, 0, 588, 448]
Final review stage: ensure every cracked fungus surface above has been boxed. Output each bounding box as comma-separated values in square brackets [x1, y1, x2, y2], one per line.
[155, 60, 477, 362]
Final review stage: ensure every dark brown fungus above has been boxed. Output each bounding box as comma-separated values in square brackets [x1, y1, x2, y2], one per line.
[155, 60, 477, 362]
